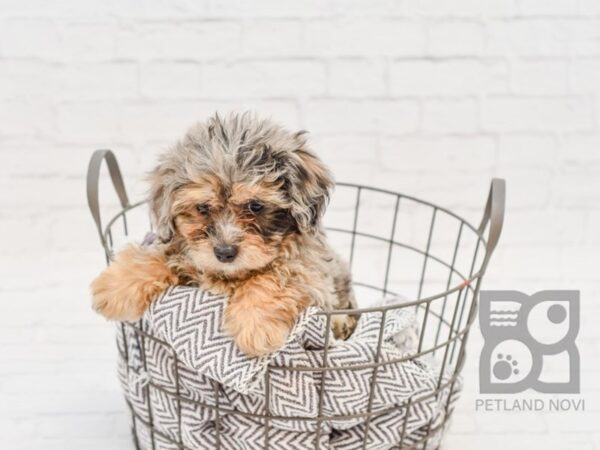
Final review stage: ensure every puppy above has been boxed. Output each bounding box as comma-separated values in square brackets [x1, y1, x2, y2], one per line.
[91, 113, 358, 357]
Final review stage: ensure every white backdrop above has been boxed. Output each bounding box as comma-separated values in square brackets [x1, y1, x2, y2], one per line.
[0, 1, 599, 449]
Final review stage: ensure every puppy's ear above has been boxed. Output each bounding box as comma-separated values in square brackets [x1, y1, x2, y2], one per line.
[286, 138, 334, 233]
[148, 160, 178, 242]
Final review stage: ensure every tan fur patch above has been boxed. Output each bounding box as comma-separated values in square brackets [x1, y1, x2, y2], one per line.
[224, 271, 310, 357]
[91, 244, 178, 321]
[229, 182, 289, 208]
[172, 180, 223, 215]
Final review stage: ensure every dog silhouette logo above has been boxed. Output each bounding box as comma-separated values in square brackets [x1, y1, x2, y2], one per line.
[479, 290, 580, 394]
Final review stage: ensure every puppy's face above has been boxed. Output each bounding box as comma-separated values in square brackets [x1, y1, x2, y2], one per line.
[171, 178, 296, 275]
[150, 114, 333, 278]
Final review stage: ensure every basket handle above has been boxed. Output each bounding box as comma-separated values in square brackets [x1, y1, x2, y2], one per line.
[477, 178, 506, 273]
[86, 149, 130, 248]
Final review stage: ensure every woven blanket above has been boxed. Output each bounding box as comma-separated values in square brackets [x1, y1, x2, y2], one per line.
[117, 286, 461, 449]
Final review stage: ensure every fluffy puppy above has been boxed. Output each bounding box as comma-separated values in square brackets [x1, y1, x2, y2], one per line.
[91, 113, 358, 357]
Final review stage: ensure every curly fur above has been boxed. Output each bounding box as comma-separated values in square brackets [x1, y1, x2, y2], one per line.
[92, 112, 358, 357]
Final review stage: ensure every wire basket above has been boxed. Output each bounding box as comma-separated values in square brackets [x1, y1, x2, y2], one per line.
[87, 150, 505, 450]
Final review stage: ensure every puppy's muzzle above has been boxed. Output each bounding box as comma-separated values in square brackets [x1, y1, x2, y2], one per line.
[214, 244, 238, 263]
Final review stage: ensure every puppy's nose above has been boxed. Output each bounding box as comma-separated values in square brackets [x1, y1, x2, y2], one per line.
[214, 245, 238, 263]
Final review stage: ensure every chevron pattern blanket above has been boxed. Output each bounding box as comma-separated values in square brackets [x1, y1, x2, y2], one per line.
[117, 286, 460, 449]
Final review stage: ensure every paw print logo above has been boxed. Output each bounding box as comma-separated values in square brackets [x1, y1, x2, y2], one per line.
[479, 291, 580, 394]
[493, 354, 519, 380]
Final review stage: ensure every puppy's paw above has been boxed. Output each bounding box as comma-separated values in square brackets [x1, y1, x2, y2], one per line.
[91, 244, 177, 322]
[225, 307, 290, 358]
[331, 314, 359, 340]
[92, 276, 145, 321]
[224, 274, 302, 357]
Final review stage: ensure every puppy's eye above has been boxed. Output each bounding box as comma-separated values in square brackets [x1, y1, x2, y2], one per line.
[248, 201, 264, 214]
[196, 203, 210, 216]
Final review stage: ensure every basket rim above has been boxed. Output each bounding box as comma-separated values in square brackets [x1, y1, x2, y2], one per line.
[100, 182, 487, 313]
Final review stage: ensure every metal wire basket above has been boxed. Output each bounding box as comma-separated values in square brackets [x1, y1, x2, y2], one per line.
[87, 150, 505, 450]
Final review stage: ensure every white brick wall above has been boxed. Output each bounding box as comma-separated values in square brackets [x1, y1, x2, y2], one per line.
[1, 0, 599, 449]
